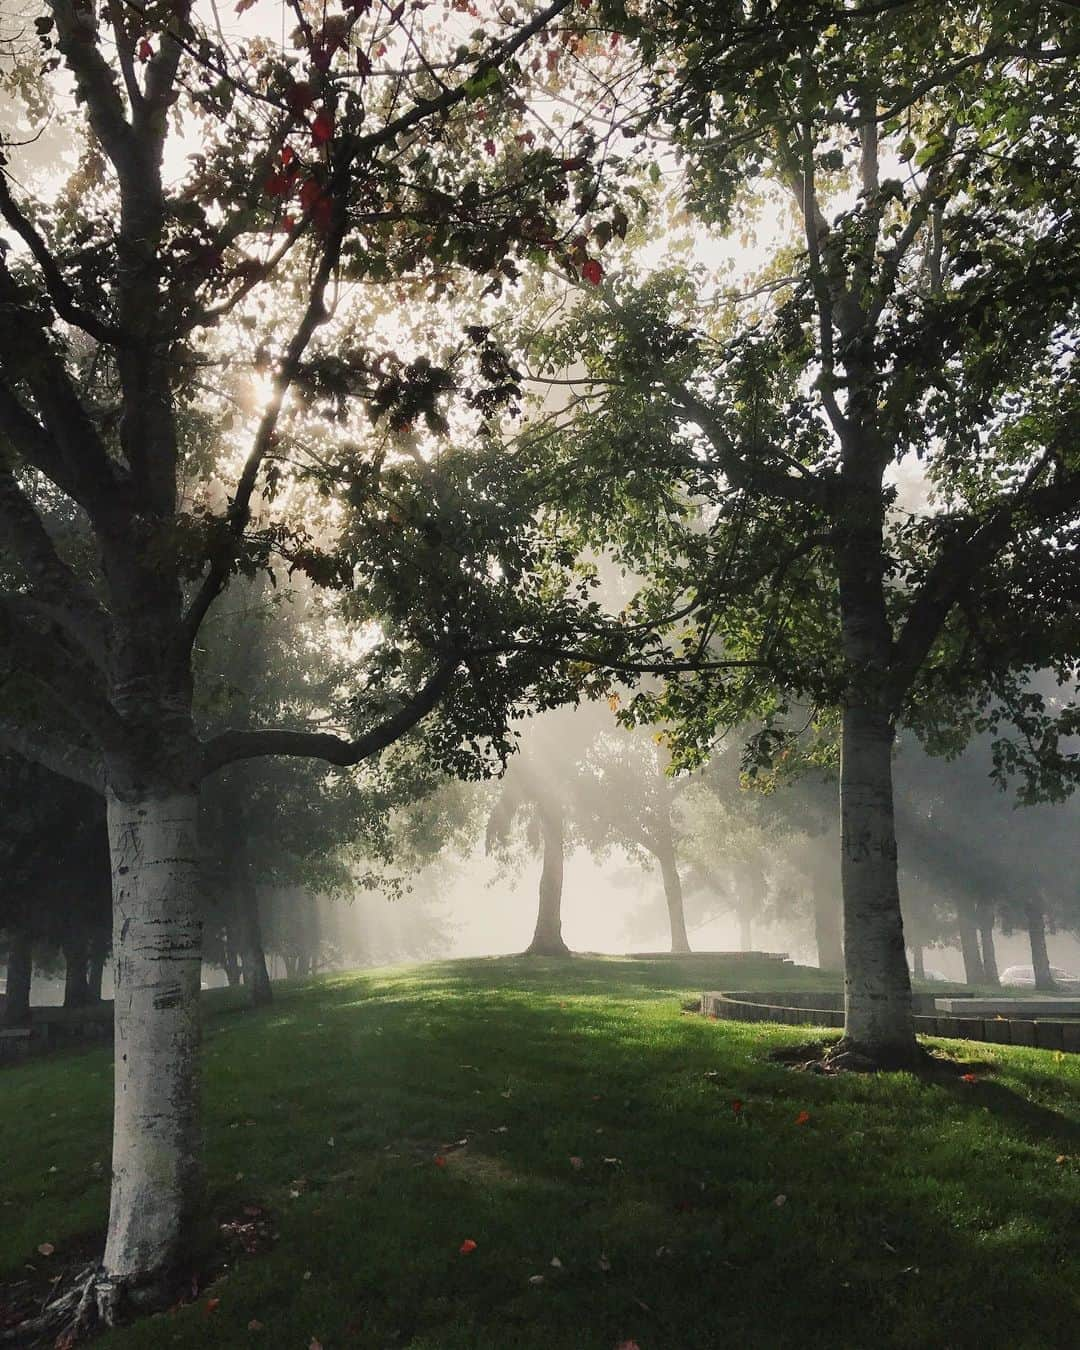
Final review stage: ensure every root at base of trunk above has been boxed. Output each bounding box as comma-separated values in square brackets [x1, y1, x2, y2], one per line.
[522, 941, 571, 957]
[1, 1266, 170, 1348]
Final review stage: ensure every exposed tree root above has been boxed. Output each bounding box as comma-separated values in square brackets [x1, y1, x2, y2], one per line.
[0, 1266, 99, 1348]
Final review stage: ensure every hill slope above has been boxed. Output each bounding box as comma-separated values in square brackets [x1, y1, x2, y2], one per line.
[2, 955, 1078, 1349]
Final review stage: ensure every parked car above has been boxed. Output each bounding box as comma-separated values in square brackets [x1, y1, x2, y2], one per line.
[999, 964, 1080, 988]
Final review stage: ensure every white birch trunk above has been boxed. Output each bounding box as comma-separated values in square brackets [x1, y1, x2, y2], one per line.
[102, 790, 202, 1295]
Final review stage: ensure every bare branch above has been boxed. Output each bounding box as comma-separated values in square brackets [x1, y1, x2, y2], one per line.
[0, 717, 104, 792]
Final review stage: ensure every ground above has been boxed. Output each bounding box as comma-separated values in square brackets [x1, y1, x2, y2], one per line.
[1, 955, 1078, 1349]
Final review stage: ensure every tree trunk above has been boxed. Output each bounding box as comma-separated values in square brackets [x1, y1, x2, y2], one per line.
[911, 945, 925, 981]
[838, 702, 918, 1066]
[956, 900, 985, 985]
[655, 840, 691, 954]
[3, 928, 33, 1027]
[238, 883, 272, 1007]
[813, 884, 844, 972]
[63, 931, 91, 1008]
[87, 929, 108, 1002]
[525, 801, 569, 956]
[221, 929, 241, 988]
[977, 902, 1000, 987]
[101, 789, 202, 1303]
[1025, 900, 1056, 991]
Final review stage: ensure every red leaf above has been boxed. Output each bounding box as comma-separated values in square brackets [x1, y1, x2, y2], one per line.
[137, 38, 153, 62]
[311, 111, 334, 146]
[731, 1098, 743, 1115]
[459, 1238, 478, 1254]
[794, 1111, 810, 1126]
[434, 1155, 447, 1167]
[247, 1320, 265, 1331]
[281, 214, 297, 233]
[281, 145, 296, 166]
[960, 1073, 978, 1083]
[484, 139, 496, 156]
[614, 1341, 641, 1350]
[205, 1297, 221, 1314]
[581, 259, 603, 286]
[560, 156, 587, 171]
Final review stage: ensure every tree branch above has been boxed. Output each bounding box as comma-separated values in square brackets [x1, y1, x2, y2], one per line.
[0, 718, 104, 793]
[201, 656, 460, 776]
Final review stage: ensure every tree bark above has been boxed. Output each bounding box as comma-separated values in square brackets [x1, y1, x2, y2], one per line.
[101, 789, 202, 1304]
[956, 899, 985, 985]
[1025, 899, 1056, 991]
[655, 839, 691, 954]
[63, 931, 91, 1008]
[911, 944, 925, 981]
[3, 927, 33, 1027]
[524, 801, 569, 956]
[238, 882, 272, 1007]
[977, 902, 1000, 987]
[838, 702, 918, 1066]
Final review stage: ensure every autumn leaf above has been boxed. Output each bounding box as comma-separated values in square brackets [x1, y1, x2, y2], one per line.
[732, 1098, 743, 1115]
[434, 1154, 447, 1167]
[581, 258, 603, 286]
[773, 1194, 787, 1207]
[137, 38, 153, 62]
[309, 1340, 323, 1350]
[569, 1156, 584, 1170]
[794, 1110, 810, 1126]
[311, 111, 334, 146]
[247, 1320, 264, 1331]
[36, 1242, 55, 1256]
[286, 82, 315, 116]
[459, 1238, 477, 1254]
[614, 1341, 641, 1349]
[235, 0, 258, 11]
[960, 1073, 978, 1083]
[205, 1297, 221, 1314]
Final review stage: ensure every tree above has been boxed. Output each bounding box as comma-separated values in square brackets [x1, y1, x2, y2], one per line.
[526, 1, 1080, 1065]
[0, 0, 599, 1320]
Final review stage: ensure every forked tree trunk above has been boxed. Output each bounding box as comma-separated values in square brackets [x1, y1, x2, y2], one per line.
[813, 884, 844, 972]
[3, 928, 33, 1027]
[221, 929, 241, 988]
[977, 903, 1000, 987]
[87, 929, 108, 1002]
[63, 931, 91, 1008]
[102, 789, 202, 1305]
[838, 702, 918, 1066]
[238, 882, 272, 1007]
[956, 900, 985, 985]
[525, 802, 569, 956]
[1025, 900, 1055, 990]
[655, 839, 691, 954]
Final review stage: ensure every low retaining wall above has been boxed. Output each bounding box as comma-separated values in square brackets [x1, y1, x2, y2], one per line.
[0, 1003, 113, 1065]
[701, 990, 1080, 1054]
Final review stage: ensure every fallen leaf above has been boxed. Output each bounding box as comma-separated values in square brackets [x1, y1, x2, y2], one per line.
[794, 1111, 811, 1126]
[960, 1073, 978, 1083]
[655, 1244, 671, 1257]
[459, 1238, 477, 1255]
[569, 1156, 584, 1170]
[732, 1099, 743, 1115]
[205, 1298, 221, 1314]
[615, 1341, 642, 1350]
[36, 1242, 55, 1256]
[598, 1253, 612, 1271]
[493, 1126, 509, 1134]
[434, 1155, 447, 1168]
[309, 1340, 323, 1350]
[550, 1256, 562, 1269]
[247, 1320, 264, 1332]
[773, 1194, 787, 1207]
[1056, 1155, 1068, 1164]
[528, 1274, 545, 1285]
[500, 1090, 512, 1099]
[302, 1270, 312, 1281]
[602, 1156, 622, 1166]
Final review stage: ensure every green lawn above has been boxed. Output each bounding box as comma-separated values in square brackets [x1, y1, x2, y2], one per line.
[2, 955, 1079, 1349]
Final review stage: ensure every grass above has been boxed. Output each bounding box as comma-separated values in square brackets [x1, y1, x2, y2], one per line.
[1, 953, 1078, 1349]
